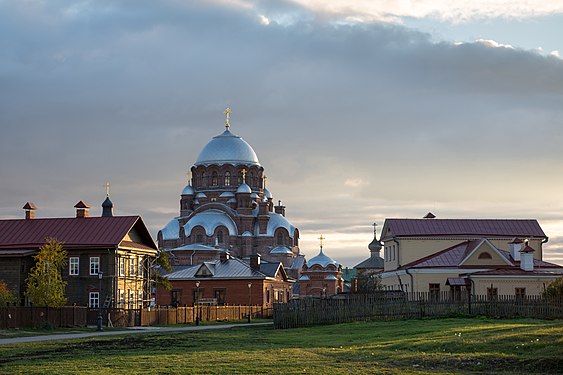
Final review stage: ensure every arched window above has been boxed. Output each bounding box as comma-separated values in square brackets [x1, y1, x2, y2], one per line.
[277, 232, 284, 246]
[200, 173, 205, 187]
[217, 230, 224, 244]
[224, 171, 231, 186]
[249, 172, 255, 187]
[478, 252, 492, 259]
[211, 171, 218, 186]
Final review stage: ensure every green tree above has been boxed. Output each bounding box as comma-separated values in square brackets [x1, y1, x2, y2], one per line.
[0, 280, 17, 306]
[154, 250, 173, 291]
[543, 276, 563, 299]
[25, 238, 67, 307]
[355, 272, 382, 294]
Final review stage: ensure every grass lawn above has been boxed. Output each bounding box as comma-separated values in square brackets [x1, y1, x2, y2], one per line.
[0, 317, 562, 374]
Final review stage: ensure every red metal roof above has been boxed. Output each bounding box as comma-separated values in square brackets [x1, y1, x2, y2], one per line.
[383, 219, 546, 239]
[466, 269, 563, 276]
[0, 216, 144, 249]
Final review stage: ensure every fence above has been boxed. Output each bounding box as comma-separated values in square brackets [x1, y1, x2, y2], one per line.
[0, 305, 272, 329]
[273, 293, 563, 329]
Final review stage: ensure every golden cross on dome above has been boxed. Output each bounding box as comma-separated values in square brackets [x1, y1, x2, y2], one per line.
[263, 175, 267, 187]
[318, 234, 325, 249]
[224, 107, 231, 129]
[372, 222, 378, 236]
[241, 169, 247, 181]
[186, 171, 192, 181]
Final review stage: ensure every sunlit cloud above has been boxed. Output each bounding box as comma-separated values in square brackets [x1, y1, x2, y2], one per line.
[475, 39, 514, 49]
[284, 0, 563, 24]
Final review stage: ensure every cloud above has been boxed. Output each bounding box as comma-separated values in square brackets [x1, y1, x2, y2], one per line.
[0, 1, 562, 267]
[280, 0, 563, 24]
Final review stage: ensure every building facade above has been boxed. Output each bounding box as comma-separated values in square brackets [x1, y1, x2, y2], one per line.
[299, 238, 344, 297]
[0, 199, 158, 308]
[157, 254, 292, 307]
[379, 214, 563, 296]
[158, 110, 302, 274]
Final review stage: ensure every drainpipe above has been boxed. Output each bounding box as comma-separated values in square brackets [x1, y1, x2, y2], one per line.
[393, 237, 413, 293]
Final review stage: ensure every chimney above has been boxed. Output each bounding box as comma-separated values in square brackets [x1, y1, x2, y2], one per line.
[508, 237, 523, 261]
[520, 245, 535, 271]
[274, 200, 286, 216]
[250, 253, 261, 271]
[74, 201, 91, 218]
[220, 251, 230, 262]
[23, 202, 37, 220]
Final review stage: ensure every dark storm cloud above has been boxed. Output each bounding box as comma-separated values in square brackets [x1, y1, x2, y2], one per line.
[1, 1, 562, 265]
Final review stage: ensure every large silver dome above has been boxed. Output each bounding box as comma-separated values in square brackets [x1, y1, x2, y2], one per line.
[195, 129, 260, 166]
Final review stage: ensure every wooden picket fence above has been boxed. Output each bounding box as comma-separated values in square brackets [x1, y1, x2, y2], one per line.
[273, 293, 563, 329]
[0, 305, 272, 329]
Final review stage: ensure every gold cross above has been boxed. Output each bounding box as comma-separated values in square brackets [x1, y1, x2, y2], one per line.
[263, 175, 267, 187]
[241, 169, 247, 181]
[224, 107, 231, 129]
[319, 234, 325, 249]
[105, 181, 111, 196]
[186, 171, 192, 182]
[372, 222, 377, 236]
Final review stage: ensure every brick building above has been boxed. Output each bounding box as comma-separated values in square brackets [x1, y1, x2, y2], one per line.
[157, 254, 292, 307]
[0, 198, 158, 307]
[299, 237, 344, 297]
[158, 109, 304, 277]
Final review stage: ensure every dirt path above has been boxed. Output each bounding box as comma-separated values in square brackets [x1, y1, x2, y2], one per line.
[0, 322, 273, 345]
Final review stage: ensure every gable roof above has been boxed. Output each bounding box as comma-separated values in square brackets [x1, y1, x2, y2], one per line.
[354, 255, 384, 269]
[0, 216, 157, 250]
[402, 239, 561, 269]
[458, 239, 513, 266]
[165, 258, 286, 280]
[381, 219, 546, 240]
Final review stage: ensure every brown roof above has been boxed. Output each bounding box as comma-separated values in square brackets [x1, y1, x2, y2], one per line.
[0, 216, 156, 250]
[382, 219, 546, 239]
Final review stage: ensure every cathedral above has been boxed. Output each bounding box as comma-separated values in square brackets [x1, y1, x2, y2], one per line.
[158, 109, 303, 277]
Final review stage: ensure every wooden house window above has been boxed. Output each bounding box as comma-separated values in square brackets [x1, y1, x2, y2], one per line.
[89, 291, 99, 308]
[89, 257, 100, 275]
[119, 258, 125, 276]
[69, 257, 79, 276]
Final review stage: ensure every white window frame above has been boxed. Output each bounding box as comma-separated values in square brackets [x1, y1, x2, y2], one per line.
[69, 256, 79, 276]
[129, 257, 136, 276]
[90, 256, 100, 275]
[89, 291, 100, 308]
[119, 257, 125, 276]
[138, 258, 143, 276]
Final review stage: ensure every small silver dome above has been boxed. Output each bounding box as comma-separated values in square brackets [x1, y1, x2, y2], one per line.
[237, 182, 252, 194]
[181, 182, 195, 196]
[263, 187, 272, 200]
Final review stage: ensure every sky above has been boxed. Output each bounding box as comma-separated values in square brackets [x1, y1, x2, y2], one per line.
[1, 0, 563, 267]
